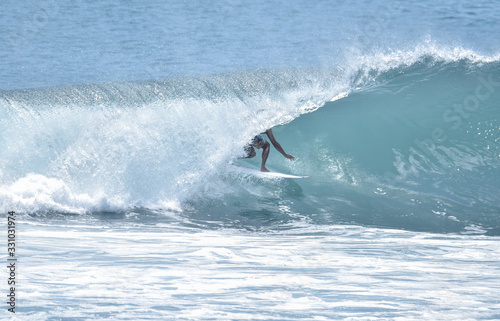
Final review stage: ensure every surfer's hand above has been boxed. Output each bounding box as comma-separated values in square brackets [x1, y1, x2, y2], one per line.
[285, 154, 295, 160]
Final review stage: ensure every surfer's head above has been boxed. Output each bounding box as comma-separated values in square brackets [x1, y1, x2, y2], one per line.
[252, 135, 265, 149]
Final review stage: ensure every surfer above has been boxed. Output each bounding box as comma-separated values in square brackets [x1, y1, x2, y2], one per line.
[244, 129, 295, 172]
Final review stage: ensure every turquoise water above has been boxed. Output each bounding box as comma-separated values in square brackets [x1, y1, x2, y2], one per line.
[1, 0, 500, 319]
[2, 57, 499, 235]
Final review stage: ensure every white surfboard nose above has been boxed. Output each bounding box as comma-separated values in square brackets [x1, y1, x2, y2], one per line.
[231, 164, 308, 179]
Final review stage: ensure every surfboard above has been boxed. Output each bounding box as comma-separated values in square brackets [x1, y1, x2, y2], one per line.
[231, 164, 308, 179]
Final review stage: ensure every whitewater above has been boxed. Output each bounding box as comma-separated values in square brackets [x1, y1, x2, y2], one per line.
[1, 0, 500, 320]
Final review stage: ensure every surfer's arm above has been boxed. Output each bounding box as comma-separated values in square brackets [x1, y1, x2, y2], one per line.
[265, 129, 295, 160]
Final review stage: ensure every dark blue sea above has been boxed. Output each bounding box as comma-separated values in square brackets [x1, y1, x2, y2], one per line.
[1, 0, 499, 319]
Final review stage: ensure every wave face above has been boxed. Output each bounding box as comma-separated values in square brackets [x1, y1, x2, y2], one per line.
[1, 47, 499, 235]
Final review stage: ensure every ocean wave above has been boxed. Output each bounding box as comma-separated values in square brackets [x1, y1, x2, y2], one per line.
[1, 44, 499, 234]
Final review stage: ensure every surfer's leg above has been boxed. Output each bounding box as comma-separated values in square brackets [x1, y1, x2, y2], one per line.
[243, 145, 256, 158]
[260, 141, 270, 172]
